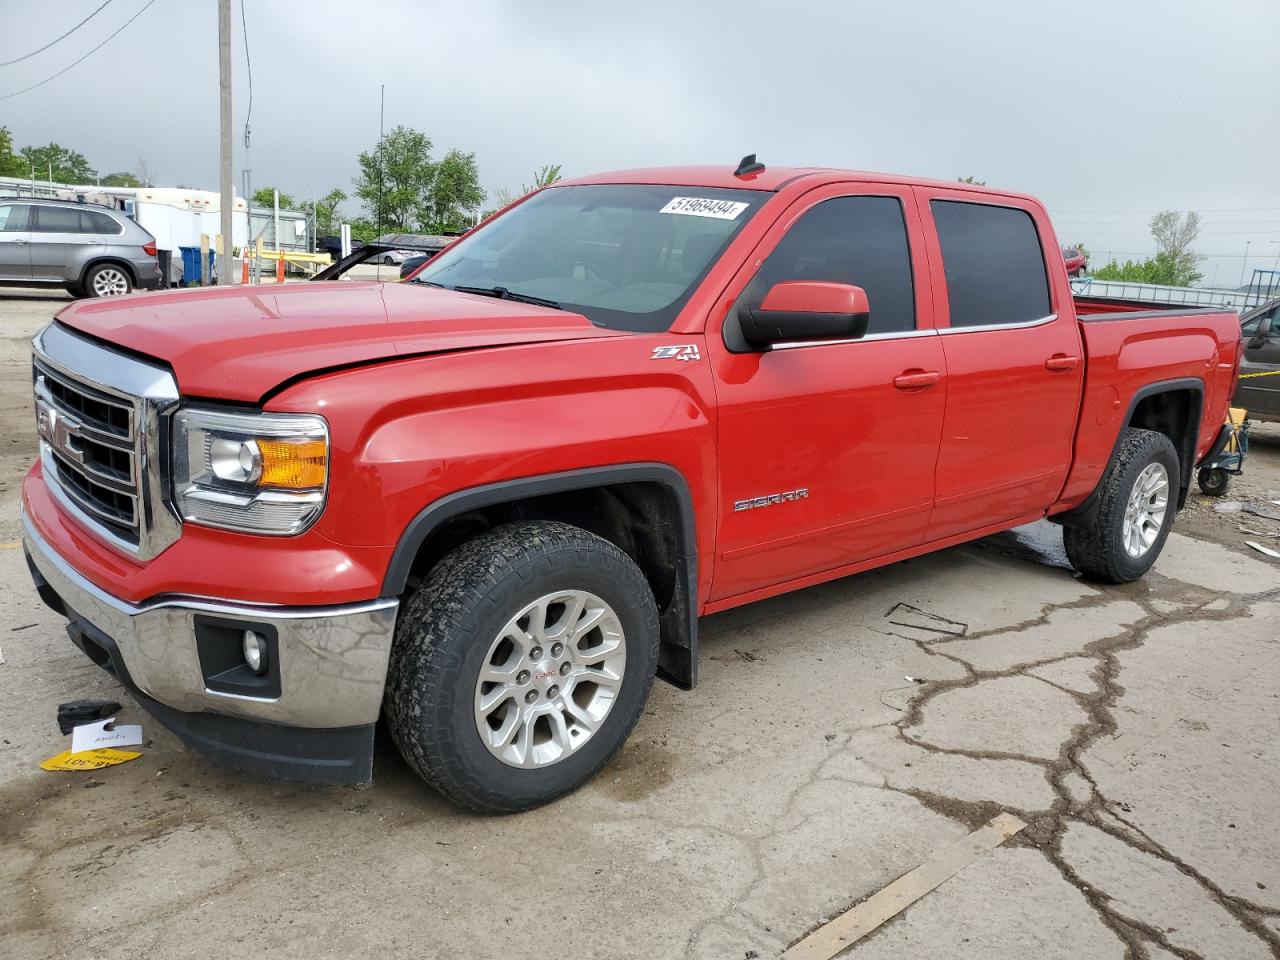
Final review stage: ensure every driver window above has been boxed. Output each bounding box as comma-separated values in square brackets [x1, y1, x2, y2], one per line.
[725, 196, 916, 351]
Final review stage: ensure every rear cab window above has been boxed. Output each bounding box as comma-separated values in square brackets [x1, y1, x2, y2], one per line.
[930, 199, 1052, 328]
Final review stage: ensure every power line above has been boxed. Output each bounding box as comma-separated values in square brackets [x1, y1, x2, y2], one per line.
[0, 0, 114, 68]
[0, 0, 156, 101]
[240, 0, 252, 149]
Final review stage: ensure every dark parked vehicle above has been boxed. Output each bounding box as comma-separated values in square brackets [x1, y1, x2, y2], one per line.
[0, 197, 162, 297]
[316, 235, 363, 262]
[312, 233, 453, 282]
[1237, 298, 1280, 422]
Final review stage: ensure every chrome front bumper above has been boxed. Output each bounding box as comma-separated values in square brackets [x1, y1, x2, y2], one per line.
[22, 510, 398, 730]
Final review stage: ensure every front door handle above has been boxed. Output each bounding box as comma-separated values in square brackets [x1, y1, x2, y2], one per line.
[1045, 354, 1079, 371]
[893, 370, 942, 390]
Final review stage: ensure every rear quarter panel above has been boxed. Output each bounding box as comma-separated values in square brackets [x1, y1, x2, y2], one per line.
[1052, 310, 1240, 510]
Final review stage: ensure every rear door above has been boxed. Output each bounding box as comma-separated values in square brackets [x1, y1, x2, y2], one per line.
[707, 184, 947, 601]
[1239, 304, 1280, 419]
[30, 205, 103, 281]
[915, 188, 1084, 540]
[0, 203, 33, 280]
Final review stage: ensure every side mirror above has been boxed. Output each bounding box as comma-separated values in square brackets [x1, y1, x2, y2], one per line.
[737, 281, 871, 350]
[1247, 334, 1267, 350]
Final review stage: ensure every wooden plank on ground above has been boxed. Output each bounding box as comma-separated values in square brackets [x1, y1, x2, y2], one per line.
[779, 812, 1027, 960]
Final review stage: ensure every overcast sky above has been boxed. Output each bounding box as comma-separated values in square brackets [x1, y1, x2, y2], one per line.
[3, 0, 1278, 287]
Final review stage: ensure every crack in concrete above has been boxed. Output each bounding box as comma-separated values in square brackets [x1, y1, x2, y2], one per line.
[883, 580, 1280, 959]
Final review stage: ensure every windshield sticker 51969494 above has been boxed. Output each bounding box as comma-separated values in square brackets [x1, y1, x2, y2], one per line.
[659, 197, 749, 220]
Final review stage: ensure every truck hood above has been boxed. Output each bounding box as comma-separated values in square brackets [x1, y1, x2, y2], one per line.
[54, 281, 622, 401]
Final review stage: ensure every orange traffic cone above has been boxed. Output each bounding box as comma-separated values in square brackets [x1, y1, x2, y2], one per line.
[241, 251, 250, 285]
[275, 256, 285, 284]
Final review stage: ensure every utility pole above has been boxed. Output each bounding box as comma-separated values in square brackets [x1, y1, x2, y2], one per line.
[218, 0, 233, 285]
[376, 84, 385, 238]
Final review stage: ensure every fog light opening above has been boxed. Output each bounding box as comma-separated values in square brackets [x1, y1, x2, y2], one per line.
[242, 630, 268, 674]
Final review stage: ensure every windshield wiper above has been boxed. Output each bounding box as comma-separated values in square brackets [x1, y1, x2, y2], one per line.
[451, 285, 563, 310]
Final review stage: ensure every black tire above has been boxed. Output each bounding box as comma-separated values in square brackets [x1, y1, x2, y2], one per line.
[384, 521, 659, 812]
[1196, 467, 1230, 497]
[83, 263, 133, 297]
[1064, 428, 1180, 584]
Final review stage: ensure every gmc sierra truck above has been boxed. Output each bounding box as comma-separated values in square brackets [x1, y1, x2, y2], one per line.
[22, 162, 1242, 812]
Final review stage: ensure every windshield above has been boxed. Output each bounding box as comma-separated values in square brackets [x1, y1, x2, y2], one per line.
[413, 183, 766, 332]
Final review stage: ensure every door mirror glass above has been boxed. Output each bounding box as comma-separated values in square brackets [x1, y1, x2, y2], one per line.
[738, 281, 870, 349]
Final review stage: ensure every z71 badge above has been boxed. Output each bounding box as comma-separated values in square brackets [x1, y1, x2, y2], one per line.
[651, 344, 702, 362]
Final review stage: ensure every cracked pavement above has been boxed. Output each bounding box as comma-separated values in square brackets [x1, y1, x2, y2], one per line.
[2, 290, 1279, 959]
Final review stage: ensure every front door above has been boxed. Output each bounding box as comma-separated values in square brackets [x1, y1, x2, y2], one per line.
[914, 188, 1085, 540]
[707, 185, 947, 602]
[0, 203, 33, 280]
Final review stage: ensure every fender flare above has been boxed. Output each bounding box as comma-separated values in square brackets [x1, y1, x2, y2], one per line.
[1052, 376, 1204, 529]
[381, 462, 701, 689]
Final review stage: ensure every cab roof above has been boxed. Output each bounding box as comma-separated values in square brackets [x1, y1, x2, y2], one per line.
[557, 165, 1036, 203]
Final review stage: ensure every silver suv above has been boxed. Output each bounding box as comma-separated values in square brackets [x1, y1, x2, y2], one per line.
[0, 197, 162, 297]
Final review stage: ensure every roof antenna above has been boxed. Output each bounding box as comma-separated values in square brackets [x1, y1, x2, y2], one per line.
[734, 153, 766, 178]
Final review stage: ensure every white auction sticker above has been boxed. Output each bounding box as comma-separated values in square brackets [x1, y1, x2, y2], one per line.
[659, 197, 749, 220]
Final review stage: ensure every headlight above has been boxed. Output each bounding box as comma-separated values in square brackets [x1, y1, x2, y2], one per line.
[173, 408, 329, 535]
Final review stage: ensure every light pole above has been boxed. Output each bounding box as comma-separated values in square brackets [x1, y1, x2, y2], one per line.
[1239, 240, 1251, 288]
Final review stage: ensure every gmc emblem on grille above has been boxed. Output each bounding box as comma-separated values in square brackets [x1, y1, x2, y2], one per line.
[36, 398, 85, 467]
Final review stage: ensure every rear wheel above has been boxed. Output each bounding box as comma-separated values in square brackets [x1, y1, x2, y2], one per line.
[1196, 467, 1230, 497]
[384, 521, 659, 812]
[84, 263, 132, 297]
[1064, 428, 1179, 583]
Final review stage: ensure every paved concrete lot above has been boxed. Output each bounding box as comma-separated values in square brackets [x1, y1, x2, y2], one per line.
[2, 288, 1278, 959]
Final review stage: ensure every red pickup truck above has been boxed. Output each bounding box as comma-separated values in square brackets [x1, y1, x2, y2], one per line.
[22, 162, 1242, 811]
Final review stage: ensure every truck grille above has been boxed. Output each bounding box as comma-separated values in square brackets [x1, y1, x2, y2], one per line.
[36, 361, 140, 537]
[32, 324, 181, 560]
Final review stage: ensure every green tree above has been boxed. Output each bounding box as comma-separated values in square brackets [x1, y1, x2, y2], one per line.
[315, 188, 347, 236]
[353, 125, 436, 232]
[0, 126, 24, 177]
[252, 186, 296, 209]
[100, 171, 141, 187]
[19, 142, 95, 183]
[1149, 210, 1203, 285]
[956, 175, 986, 185]
[1092, 210, 1203, 287]
[522, 164, 562, 194]
[424, 149, 484, 232]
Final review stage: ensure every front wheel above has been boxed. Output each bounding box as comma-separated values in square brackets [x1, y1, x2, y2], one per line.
[384, 521, 659, 812]
[1064, 428, 1179, 583]
[1196, 467, 1230, 497]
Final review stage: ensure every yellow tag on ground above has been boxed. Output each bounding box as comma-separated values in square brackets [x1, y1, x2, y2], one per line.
[40, 748, 141, 771]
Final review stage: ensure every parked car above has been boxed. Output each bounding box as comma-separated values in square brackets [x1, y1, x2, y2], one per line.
[312, 233, 453, 281]
[398, 250, 443, 279]
[316, 234, 363, 262]
[0, 197, 162, 297]
[22, 162, 1241, 812]
[1236, 297, 1280, 422]
[1062, 246, 1087, 277]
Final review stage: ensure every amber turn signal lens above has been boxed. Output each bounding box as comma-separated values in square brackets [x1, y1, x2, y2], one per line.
[256, 438, 327, 489]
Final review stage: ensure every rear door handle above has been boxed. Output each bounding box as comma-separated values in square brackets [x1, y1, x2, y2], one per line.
[1045, 354, 1079, 371]
[893, 370, 942, 389]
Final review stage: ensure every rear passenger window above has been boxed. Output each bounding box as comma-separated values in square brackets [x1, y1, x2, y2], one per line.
[744, 196, 916, 336]
[33, 206, 86, 233]
[931, 200, 1051, 327]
